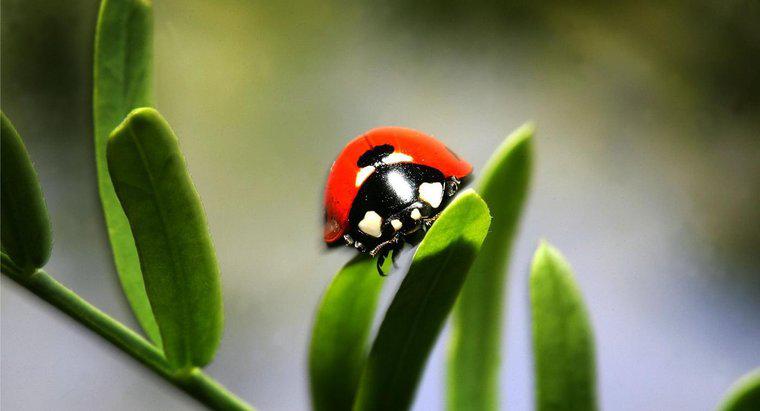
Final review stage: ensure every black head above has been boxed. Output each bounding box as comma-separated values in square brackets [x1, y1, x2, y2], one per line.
[357, 144, 394, 167]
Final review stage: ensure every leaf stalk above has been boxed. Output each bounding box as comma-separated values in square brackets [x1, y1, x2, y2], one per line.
[0, 261, 254, 411]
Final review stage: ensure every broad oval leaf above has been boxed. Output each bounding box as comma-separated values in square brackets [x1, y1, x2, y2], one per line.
[107, 108, 223, 370]
[94, 0, 161, 346]
[718, 368, 760, 411]
[1, 113, 52, 273]
[309, 255, 386, 411]
[530, 242, 597, 411]
[353, 190, 491, 411]
[448, 123, 533, 411]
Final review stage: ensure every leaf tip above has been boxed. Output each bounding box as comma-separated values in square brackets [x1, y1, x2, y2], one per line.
[533, 238, 554, 262]
[457, 187, 478, 197]
[453, 188, 492, 230]
[1, 112, 53, 271]
[530, 240, 571, 281]
[454, 188, 489, 213]
[500, 122, 535, 155]
[515, 121, 536, 141]
[718, 368, 760, 411]
[109, 107, 168, 142]
[127, 106, 162, 124]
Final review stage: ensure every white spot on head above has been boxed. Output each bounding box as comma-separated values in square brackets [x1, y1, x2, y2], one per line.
[419, 182, 444, 208]
[382, 152, 413, 165]
[355, 166, 375, 187]
[391, 219, 403, 231]
[387, 170, 415, 202]
[410, 208, 422, 220]
[358, 211, 383, 238]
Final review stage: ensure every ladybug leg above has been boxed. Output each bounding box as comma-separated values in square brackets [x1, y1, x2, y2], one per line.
[390, 240, 404, 267]
[372, 234, 404, 275]
[376, 253, 388, 276]
[343, 234, 368, 253]
[446, 176, 461, 197]
[369, 235, 399, 257]
[369, 241, 387, 257]
[421, 214, 440, 232]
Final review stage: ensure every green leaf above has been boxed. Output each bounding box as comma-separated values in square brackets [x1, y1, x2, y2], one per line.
[309, 255, 386, 411]
[530, 242, 597, 411]
[107, 108, 223, 370]
[353, 190, 491, 411]
[448, 123, 533, 411]
[1, 112, 52, 274]
[93, 0, 161, 346]
[718, 368, 760, 411]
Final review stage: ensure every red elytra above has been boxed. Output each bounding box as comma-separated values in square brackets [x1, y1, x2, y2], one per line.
[323, 126, 472, 244]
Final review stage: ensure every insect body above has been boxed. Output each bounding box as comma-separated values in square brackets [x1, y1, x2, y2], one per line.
[323, 127, 472, 274]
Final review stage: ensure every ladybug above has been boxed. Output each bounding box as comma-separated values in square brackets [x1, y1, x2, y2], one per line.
[323, 127, 472, 274]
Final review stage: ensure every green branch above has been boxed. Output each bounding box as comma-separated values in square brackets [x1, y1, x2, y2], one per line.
[0, 259, 254, 411]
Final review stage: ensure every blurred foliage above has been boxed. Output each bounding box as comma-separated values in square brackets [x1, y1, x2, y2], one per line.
[1, 0, 97, 131]
[377, 0, 760, 116]
[718, 369, 760, 411]
[1, 0, 758, 409]
[309, 255, 385, 411]
[373, 1, 760, 269]
[530, 242, 596, 411]
[3, 0, 757, 270]
[448, 124, 533, 410]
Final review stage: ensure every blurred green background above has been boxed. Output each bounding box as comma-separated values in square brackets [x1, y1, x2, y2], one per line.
[2, 0, 758, 410]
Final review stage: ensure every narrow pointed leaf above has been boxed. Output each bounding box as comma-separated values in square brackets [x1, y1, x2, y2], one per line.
[94, 0, 161, 345]
[448, 123, 533, 411]
[353, 190, 491, 411]
[309, 255, 386, 411]
[718, 369, 760, 411]
[107, 108, 223, 370]
[1, 113, 52, 274]
[530, 242, 597, 411]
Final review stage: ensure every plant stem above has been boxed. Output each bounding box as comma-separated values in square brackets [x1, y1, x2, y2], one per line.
[1, 263, 254, 411]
